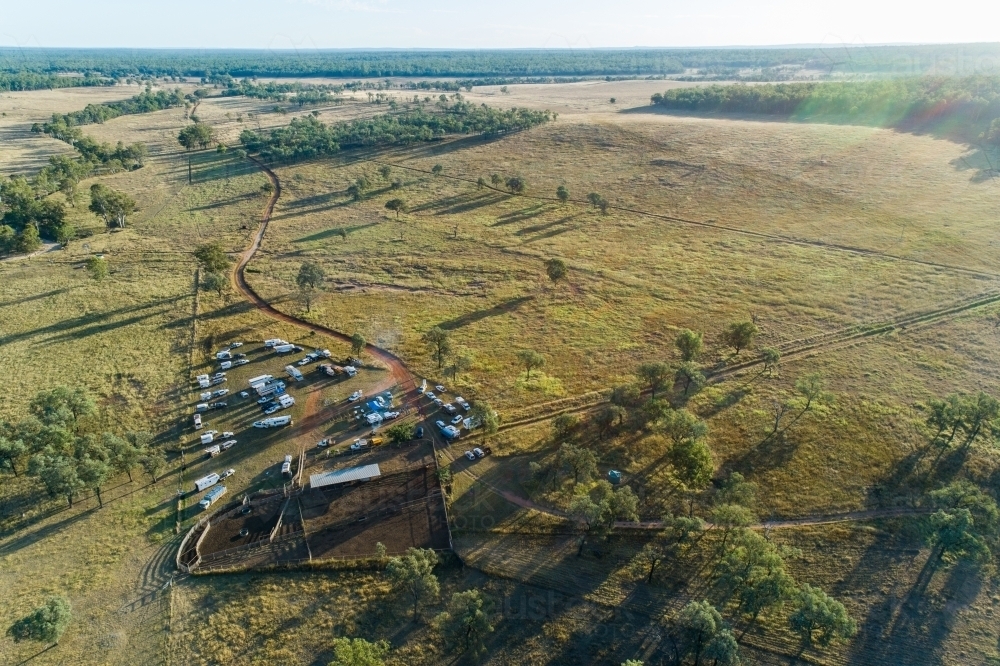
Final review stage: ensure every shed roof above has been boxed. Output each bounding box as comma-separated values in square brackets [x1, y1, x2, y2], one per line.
[310, 464, 381, 489]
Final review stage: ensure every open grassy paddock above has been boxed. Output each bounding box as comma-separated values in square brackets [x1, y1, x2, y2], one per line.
[3, 72, 1000, 666]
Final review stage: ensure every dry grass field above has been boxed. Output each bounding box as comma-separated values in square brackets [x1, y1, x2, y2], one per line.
[2, 76, 1000, 665]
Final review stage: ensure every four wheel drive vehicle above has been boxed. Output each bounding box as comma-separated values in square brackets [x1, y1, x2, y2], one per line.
[222, 431, 234, 438]
[455, 397, 470, 411]
[350, 439, 370, 451]
[414, 426, 424, 439]
[204, 430, 219, 436]
[435, 385, 446, 392]
[254, 416, 292, 428]
[211, 388, 229, 398]
[417, 382, 426, 395]
[296, 355, 313, 366]
[482, 446, 493, 455]
[211, 376, 227, 385]
[204, 445, 221, 457]
[444, 403, 457, 414]
[425, 392, 436, 401]
[435, 420, 447, 430]
[200, 391, 212, 401]
[220, 361, 233, 370]
[281, 462, 292, 477]
[233, 353, 247, 359]
[451, 414, 463, 425]
[257, 396, 272, 405]
[473, 447, 485, 458]
[209, 402, 227, 409]
[284, 454, 293, 464]
[366, 413, 383, 426]
[264, 404, 281, 415]
[196, 403, 210, 412]
[464, 450, 476, 460]
[212, 372, 227, 379]
[264, 338, 288, 349]
[193, 414, 202, 429]
[349, 390, 364, 402]
[220, 468, 236, 479]
[273, 344, 296, 354]
[382, 411, 400, 420]
[221, 439, 237, 450]
[240, 391, 250, 398]
[433, 398, 444, 407]
[216, 350, 232, 360]
[317, 438, 331, 448]
[343, 365, 358, 377]
[229, 342, 244, 349]
[233, 358, 250, 366]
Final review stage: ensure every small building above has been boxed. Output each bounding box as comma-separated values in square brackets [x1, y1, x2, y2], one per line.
[310, 464, 382, 489]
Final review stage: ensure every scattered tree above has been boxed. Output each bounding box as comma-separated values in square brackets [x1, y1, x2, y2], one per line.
[85, 256, 109, 281]
[675, 600, 726, 666]
[423, 327, 451, 369]
[636, 361, 672, 399]
[296, 261, 325, 312]
[556, 185, 569, 202]
[0, 437, 28, 477]
[449, 353, 472, 381]
[385, 422, 416, 445]
[925, 480, 999, 565]
[505, 176, 526, 194]
[384, 198, 408, 219]
[434, 589, 494, 656]
[385, 547, 440, 622]
[517, 349, 545, 380]
[89, 184, 137, 230]
[545, 257, 567, 287]
[586, 192, 609, 214]
[201, 271, 227, 297]
[721, 321, 758, 354]
[788, 584, 857, 648]
[77, 457, 110, 508]
[8, 596, 72, 645]
[431, 164, 443, 176]
[177, 122, 215, 150]
[761, 347, 781, 376]
[675, 329, 703, 361]
[559, 443, 598, 484]
[476, 176, 486, 189]
[675, 361, 706, 396]
[378, 164, 392, 180]
[350, 332, 366, 356]
[194, 242, 231, 273]
[328, 637, 390, 666]
[139, 449, 166, 483]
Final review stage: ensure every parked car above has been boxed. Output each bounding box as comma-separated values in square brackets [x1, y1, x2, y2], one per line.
[415, 426, 424, 439]
[473, 447, 485, 458]
[349, 390, 363, 402]
[233, 359, 249, 366]
[264, 404, 281, 415]
[436, 420, 447, 429]
[221, 468, 236, 479]
[257, 396, 272, 405]
[230, 341, 243, 348]
[425, 392, 436, 401]
[433, 398, 444, 407]
[444, 403, 457, 414]
[455, 397, 470, 410]
[222, 431, 234, 438]
[464, 450, 476, 461]
[451, 414, 463, 425]
[350, 439, 370, 451]
[383, 411, 400, 420]
[221, 439, 237, 450]
[318, 349, 332, 358]
[233, 353, 247, 359]
[209, 402, 227, 409]
[200, 391, 212, 401]
[317, 438, 331, 448]
[211, 372, 226, 379]
[212, 388, 229, 398]
[240, 391, 250, 398]
[436, 385, 446, 392]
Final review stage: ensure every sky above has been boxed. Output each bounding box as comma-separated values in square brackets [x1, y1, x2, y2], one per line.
[2, 0, 999, 49]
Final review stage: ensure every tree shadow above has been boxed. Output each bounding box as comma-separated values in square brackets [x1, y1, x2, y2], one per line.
[491, 203, 551, 227]
[293, 222, 378, 244]
[436, 296, 534, 331]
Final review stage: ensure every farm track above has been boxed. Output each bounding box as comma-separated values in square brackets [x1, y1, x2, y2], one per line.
[236, 157, 993, 530]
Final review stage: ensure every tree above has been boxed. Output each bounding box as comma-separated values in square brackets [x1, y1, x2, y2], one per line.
[959, 391, 1000, 450]
[636, 540, 670, 583]
[328, 637, 390, 666]
[675, 329, 704, 361]
[77, 457, 110, 508]
[505, 176, 526, 194]
[704, 629, 740, 666]
[378, 164, 392, 180]
[350, 332, 367, 356]
[711, 503, 755, 552]
[449, 353, 472, 381]
[470, 401, 499, 441]
[926, 393, 966, 451]
[721, 321, 758, 354]
[139, 449, 166, 483]
[545, 257, 567, 287]
[517, 349, 545, 380]
[0, 224, 16, 255]
[431, 164, 443, 175]
[586, 192, 609, 214]
[385, 547, 440, 621]
[29, 455, 85, 507]
[476, 176, 486, 189]
[423, 327, 451, 369]
[556, 185, 569, 202]
[569, 489, 606, 556]
[8, 596, 71, 645]
[88, 185, 136, 231]
[15, 224, 41, 253]
[201, 271, 227, 297]
[676, 362, 706, 396]
[559, 443, 598, 484]
[194, 242, 230, 273]
[296, 261, 325, 312]
[85, 256, 109, 281]
[385, 422, 416, 445]
[178, 122, 214, 150]
[384, 198, 408, 219]
[676, 600, 725, 666]
[761, 347, 781, 376]
[925, 480, 999, 565]
[490, 174, 502, 187]
[434, 589, 494, 656]
[29, 386, 95, 428]
[347, 184, 363, 202]
[794, 373, 831, 415]
[788, 584, 857, 647]
[0, 437, 28, 476]
[636, 361, 672, 399]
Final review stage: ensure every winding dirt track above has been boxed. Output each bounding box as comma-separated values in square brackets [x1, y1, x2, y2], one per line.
[233, 157, 948, 531]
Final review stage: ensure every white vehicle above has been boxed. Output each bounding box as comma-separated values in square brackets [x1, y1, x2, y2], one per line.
[281, 462, 292, 477]
[211, 372, 227, 379]
[319, 349, 332, 358]
[435, 385, 446, 392]
[349, 390, 363, 402]
[220, 360, 233, 370]
[366, 413, 383, 426]
[221, 468, 236, 479]
[433, 398, 444, 407]
[254, 416, 292, 428]
[248, 374, 273, 388]
[200, 391, 212, 401]
[473, 447, 485, 458]
[196, 403, 209, 412]
[464, 450, 476, 460]
[273, 344, 295, 354]
[383, 411, 400, 420]
[204, 444, 221, 457]
[317, 438, 331, 448]
[240, 391, 250, 398]
[350, 439, 370, 451]
[221, 439, 237, 450]
[418, 379, 427, 394]
[455, 397, 470, 411]
[285, 365, 304, 381]
[216, 350, 232, 360]
[211, 376, 227, 386]
[463, 416, 481, 431]
[229, 342, 244, 349]
[197, 374, 211, 388]
[199, 485, 226, 510]
[233, 359, 249, 367]
[296, 355, 313, 367]
[194, 472, 220, 492]
[444, 403, 457, 414]
[264, 338, 288, 349]
[222, 431, 234, 438]
[343, 365, 358, 377]
[264, 404, 281, 415]
[193, 413, 202, 429]
[435, 420, 446, 429]
[277, 394, 295, 408]
[284, 454, 293, 464]
[200, 432, 215, 444]
[451, 414, 463, 425]
[212, 388, 229, 398]
[425, 392, 436, 401]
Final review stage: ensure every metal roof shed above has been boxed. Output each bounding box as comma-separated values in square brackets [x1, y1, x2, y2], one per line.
[310, 464, 382, 489]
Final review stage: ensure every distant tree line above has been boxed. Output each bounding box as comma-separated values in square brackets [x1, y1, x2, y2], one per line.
[651, 76, 1000, 143]
[239, 102, 552, 162]
[0, 71, 109, 92]
[40, 88, 186, 128]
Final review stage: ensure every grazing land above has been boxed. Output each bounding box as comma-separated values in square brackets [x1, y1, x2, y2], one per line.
[2, 67, 1000, 666]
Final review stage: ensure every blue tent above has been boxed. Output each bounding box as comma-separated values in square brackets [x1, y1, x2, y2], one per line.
[608, 470, 623, 484]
